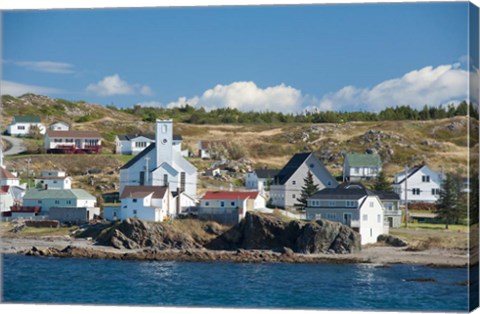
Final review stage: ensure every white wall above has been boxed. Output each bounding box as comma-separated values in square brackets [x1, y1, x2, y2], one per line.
[393, 166, 443, 203]
[34, 177, 71, 190]
[120, 194, 169, 222]
[8, 122, 46, 136]
[359, 196, 385, 245]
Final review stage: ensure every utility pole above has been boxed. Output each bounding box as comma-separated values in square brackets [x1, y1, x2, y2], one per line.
[26, 158, 31, 189]
[404, 165, 408, 229]
[144, 156, 150, 186]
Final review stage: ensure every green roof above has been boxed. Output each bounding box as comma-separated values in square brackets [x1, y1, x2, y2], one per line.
[345, 153, 382, 167]
[24, 189, 96, 200]
[14, 115, 41, 123]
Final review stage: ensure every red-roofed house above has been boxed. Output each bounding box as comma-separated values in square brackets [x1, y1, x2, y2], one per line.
[44, 130, 102, 153]
[0, 167, 20, 186]
[199, 190, 266, 224]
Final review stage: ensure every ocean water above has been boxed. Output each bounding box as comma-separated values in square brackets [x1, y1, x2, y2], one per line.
[1, 254, 470, 311]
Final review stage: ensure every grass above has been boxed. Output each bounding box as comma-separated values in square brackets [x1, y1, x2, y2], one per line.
[0, 222, 79, 238]
[397, 222, 468, 232]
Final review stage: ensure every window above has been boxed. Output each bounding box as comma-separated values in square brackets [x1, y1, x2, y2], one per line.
[346, 201, 356, 207]
[221, 201, 225, 207]
[369, 201, 374, 208]
[53, 180, 57, 184]
[315, 214, 322, 219]
[231, 201, 235, 206]
[65, 139, 74, 143]
[66, 200, 72, 205]
[133, 210, 137, 215]
[422, 175, 430, 182]
[205, 201, 210, 206]
[133, 199, 137, 203]
[139, 171, 145, 185]
[55, 200, 60, 205]
[38, 200, 42, 204]
[163, 174, 168, 187]
[326, 213, 336, 219]
[329, 201, 335, 207]
[135, 142, 147, 148]
[432, 188, 440, 195]
[377, 214, 381, 223]
[18, 125, 25, 130]
[327, 181, 332, 186]
[412, 188, 421, 195]
[292, 194, 296, 199]
[181, 172, 186, 192]
[292, 181, 296, 185]
[162, 125, 167, 133]
[362, 214, 368, 221]
[54, 139, 62, 143]
[309, 163, 315, 168]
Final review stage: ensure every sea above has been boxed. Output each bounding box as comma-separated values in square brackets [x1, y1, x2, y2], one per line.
[1, 254, 473, 312]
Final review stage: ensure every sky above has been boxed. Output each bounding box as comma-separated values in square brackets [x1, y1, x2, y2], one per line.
[1, 2, 473, 113]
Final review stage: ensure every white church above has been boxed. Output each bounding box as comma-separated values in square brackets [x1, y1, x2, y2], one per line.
[119, 120, 197, 199]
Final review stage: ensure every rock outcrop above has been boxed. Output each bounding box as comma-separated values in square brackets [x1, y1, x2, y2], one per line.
[206, 212, 361, 254]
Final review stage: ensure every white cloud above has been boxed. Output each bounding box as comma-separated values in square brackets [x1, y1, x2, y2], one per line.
[1, 80, 63, 96]
[8, 60, 75, 74]
[317, 64, 468, 112]
[86, 74, 153, 97]
[167, 81, 304, 113]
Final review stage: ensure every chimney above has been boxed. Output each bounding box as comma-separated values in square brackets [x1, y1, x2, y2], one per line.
[155, 119, 173, 166]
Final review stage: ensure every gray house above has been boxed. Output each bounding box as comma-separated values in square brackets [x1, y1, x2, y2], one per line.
[269, 152, 337, 209]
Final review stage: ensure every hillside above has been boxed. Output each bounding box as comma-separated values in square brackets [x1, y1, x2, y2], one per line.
[1, 94, 474, 200]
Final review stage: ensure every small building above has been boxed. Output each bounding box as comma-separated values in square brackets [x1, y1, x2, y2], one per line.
[44, 130, 102, 153]
[0, 186, 15, 213]
[49, 207, 100, 224]
[343, 153, 382, 182]
[34, 170, 72, 190]
[0, 167, 20, 187]
[49, 122, 70, 131]
[198, 140, 227, 159]
[171, 190, 198, 215]
[119, 185, 173, 222]
[198, 191, 266, 225]
[6, 116, 46, 137]
[306, 187, 386, 245]
[269, 152, 338, 209]
[245, 169, 278, 195]
[22, 189, 97, 216]
[393, 164, 444, 204]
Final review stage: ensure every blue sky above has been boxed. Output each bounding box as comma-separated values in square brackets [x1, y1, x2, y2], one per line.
[1, 2, 472, 112]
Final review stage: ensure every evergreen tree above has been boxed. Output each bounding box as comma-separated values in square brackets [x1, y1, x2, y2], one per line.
[436, 173, 460, 229]
[295, 171, 320, 210]
[373, 171, 393, 192]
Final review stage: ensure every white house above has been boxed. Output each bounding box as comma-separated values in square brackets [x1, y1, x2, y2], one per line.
[21, 188, 97, 217]
[172, 190, 197, 214]
[115, 133, 184, 156]
[6, 116, 46, 137]
[49, 122, 70, 131]
[343, 153, 382, 182]
[198, 191, 266, 224]
[44, 130, 102, 152]
[119, 120, 197, 199]
[393, 164, 444, 204]
[306, 187, 386, 245]
[34, 170, 72, 190]
[0, 186, 15, 213]
[0, 167, 20, 187]
[270, 152, 338, 209]
[119, 185, 173, 222]
[245, 169, 278, 195]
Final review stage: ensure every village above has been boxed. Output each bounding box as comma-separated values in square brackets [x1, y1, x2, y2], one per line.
[1, 114, 470, 248]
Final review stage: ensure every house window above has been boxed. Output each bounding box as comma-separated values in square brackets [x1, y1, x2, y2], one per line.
[38, 200, 42, 204]
[292, 194, 296, 199]
[66, 139, 74, 143]
[205, 201, 210, 206]
[180, 172, 186, 192]
[221, 201, 225, 207]
[162, 125, 167, 133]
[432, 188, 440, 195]
[329, 201, 335, 207]
[422, 175, 430, 182]
[327, 181, 332, 186]
[292, 181, 296, 185]
[412, 188, 421, 195]
[326, 213, 336, 219]
[362, 214, 368, 221]
[133, 210, 137, 215]
[18, 125, 25, 130]
[66, 200, 72, 205]
[309, 163, 315, 168]
[231, 201, 235, 206]
[346, 201, 356, 207]
[54, 139, 62, 143]
[163, 174, 168, 187]
[377, 214, 381, 223]
[55, 200, 60, 205]
[369, 201, 374, 208]
[139, 171, 145, 185]
[315, 214, 322, 219]
[133, 199, 137, 203]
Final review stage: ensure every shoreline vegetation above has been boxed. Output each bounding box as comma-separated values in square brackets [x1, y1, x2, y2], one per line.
[0, 213, 472, 268]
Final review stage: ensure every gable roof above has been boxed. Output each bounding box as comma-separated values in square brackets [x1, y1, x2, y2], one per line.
[120, 143, 155, 169]
[14, 116, 41, 123]
[374, 190, 400, 200]
[254, 169, 279, 179]
[345, 153, 382, 167]
[117, 134, 182, 141]
[201, 191, 259, 201]
[309, 187, 374, 200]
[0, 167, 18, 179]
[121, 185, 168, 199]
[23, 189, 96, 200]
[394, 164, 426, 184]
[46, 130, 102, 139]
[49, 121, 69, 127]
[274, 152, 312, 185]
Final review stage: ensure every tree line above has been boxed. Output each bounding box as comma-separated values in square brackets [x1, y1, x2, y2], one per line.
[119, 101, 478, 125]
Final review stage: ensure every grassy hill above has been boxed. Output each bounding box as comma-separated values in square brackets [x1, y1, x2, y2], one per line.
[1, 94, 474, 200]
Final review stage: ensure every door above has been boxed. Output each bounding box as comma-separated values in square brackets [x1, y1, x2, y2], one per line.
[75, 139, 82, 148]
[343, 213, 352, 226]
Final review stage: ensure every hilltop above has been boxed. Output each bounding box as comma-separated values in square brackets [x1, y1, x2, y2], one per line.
[1, 94, 474, 199]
